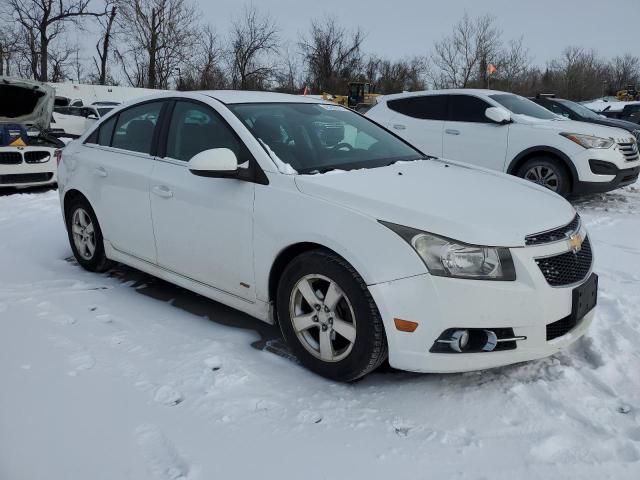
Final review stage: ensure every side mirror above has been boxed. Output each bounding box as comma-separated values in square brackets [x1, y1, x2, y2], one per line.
[485, 107, 511, 124]
[188, 148, 238, 178]
[87, 114, 99, 120]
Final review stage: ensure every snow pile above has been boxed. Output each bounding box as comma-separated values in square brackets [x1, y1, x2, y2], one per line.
[258, 138, 298, 174]
[583, 99, 640, 113]
[1, 187, 640, 479]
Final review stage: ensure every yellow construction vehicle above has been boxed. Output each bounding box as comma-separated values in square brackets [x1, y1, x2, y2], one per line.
[616, 85, 640, 101]
[322, 82, 381, 112]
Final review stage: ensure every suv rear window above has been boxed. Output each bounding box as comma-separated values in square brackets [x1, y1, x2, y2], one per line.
[387, 95, 448, 120]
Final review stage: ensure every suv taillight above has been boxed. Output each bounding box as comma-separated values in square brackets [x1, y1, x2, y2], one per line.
[54, 149, 62, 166]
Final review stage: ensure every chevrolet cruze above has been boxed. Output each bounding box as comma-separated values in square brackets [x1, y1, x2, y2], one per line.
[58, 91, 598, 381]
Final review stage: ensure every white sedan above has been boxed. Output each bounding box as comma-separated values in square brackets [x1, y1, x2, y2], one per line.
[57, 91, 597, 381]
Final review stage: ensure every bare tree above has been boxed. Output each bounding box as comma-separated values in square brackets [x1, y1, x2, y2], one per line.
[548, 46, 606, 100]
[48, 44, 74, 82]
[179, 26, 228, 90]
[116, 0, 200, 89]
[368, 56, 427, 93]
[607, 53, 640, 91]
[0, 25, 20, 76]
[227, 5, 279, 90]
[430, 13, 501, 88]
[497, 37, 531, 91]
[92, 1, 117, 85]
[6, 0, 104, 81]
[274, 44, 303, 93]
[299, 16, 364, 94]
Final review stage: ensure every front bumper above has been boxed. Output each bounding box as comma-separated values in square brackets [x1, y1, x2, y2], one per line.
[368, 240, 595, 373]
[573, 163, 639, 194]
[0, 148, 57, 188]
[571, 145, 639, 193]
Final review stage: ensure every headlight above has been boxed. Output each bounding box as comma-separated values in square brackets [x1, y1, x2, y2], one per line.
[380, 221, 516, 281]
[560, 132, 613, 149]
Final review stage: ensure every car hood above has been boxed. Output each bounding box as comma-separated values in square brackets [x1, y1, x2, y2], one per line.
[295, 160, 576, 247]
[515, 116, 634, 141]
[0, 76, 54, 130]
[587, 117, 640, 133]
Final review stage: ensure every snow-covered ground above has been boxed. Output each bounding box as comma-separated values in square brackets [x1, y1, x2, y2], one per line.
[1, 186, 639, 480]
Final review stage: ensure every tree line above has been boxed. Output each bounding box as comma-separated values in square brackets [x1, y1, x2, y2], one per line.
[1, 0, 639, 101]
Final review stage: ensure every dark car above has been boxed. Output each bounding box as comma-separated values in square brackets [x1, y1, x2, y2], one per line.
[531, 95, 640, 141]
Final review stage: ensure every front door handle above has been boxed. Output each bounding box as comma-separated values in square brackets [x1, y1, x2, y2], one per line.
[94, 166, 108, 177]
[445, 129, 461, 135]
[392, 124, 407, 130]
[152, 185, 173, 199]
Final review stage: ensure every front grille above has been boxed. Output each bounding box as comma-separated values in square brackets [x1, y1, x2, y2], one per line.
[24, 151, 50, 163]
[632, 130, 640, 142]
[525, 214, 580, 246]
[618, 142, 639, 162]
[546, 315, 579, 341]
[0, 152, 22, 164]
[0, 172, 54, 185]
[536, 236, 593, 286]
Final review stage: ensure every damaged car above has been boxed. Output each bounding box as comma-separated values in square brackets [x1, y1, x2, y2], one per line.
[0, 77, 65, 189]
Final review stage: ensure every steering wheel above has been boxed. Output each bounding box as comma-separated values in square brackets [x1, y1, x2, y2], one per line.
[330, 142, 353, 151]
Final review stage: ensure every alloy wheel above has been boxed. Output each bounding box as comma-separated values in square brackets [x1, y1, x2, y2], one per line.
[288, 274, 357, 362]
[524, 165, 559, 191]
[71, 208, 96, 260]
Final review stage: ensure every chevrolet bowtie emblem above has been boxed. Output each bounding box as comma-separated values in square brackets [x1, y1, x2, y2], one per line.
[568, 233, 584, 254]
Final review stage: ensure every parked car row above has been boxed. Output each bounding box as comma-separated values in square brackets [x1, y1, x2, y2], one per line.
[58, 90, 601, 381]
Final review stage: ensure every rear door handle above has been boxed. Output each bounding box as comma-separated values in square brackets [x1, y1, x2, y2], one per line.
[152, 185, 173, 199]
[392, 124, 407, 130]
[445, 129, 461, 135]
[94, 166, 108, 177]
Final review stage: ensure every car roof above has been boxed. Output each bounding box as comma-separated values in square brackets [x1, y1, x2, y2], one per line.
[200, 90, 327, 105]
[379, 89, 508, 103]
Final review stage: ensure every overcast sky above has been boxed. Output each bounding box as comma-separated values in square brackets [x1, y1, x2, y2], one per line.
[202, 0, 638, 64]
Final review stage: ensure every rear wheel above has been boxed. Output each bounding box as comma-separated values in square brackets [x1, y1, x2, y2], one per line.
[517, 156, 571, 197]
[66, 197, 112, 272]
[277, 250, 388, 382]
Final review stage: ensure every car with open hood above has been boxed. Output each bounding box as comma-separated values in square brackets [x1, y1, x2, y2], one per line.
[57, 91, 597, 381]
[0, 77, 64, 189]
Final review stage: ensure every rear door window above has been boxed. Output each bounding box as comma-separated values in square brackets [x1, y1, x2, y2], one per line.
[111, 102, 163, 154]
[387, 95, 448, 120]
[448, 95, 491, 123]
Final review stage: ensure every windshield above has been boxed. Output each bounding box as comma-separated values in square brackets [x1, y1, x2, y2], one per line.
[229, 103, 423, 173]
[556, 99, 600, 120]
[490, 94, 557, 120]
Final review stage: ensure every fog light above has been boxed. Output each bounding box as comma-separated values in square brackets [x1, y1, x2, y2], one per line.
[450, 329, 469, 352]
[431, 328, 525, 353]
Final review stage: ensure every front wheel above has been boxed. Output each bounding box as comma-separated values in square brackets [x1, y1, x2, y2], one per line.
[277, 250, 388, 382]
[517, 156, 571, 197]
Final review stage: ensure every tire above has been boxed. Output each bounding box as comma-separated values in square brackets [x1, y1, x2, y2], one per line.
[276, 249, 388, 382]
[516, 156, 571, 197]
[65, 197, 112, 272]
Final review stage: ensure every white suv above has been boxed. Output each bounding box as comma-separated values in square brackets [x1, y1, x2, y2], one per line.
[366, 89, 640, 196]
[58, 91, 597, 381]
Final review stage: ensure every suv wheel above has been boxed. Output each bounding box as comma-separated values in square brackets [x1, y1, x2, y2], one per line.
[277, 250, 388, 382]
[66, 197, 112, 272]
[517, 156, 571, 196]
